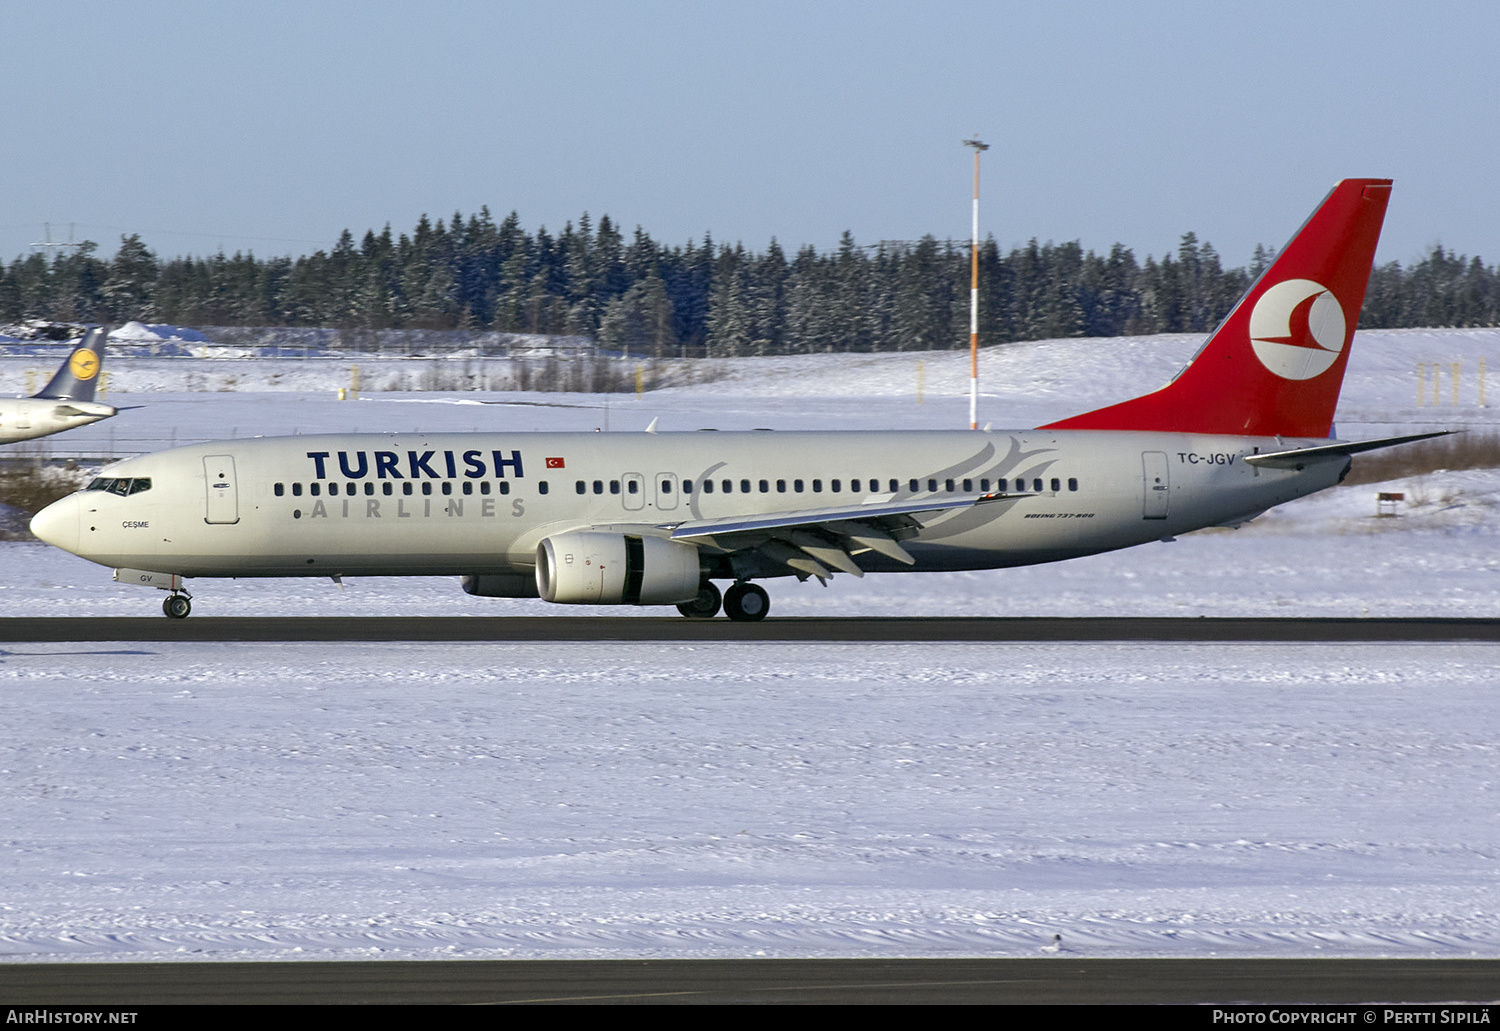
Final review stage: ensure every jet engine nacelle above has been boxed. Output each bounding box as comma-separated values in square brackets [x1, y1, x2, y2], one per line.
[536, 531, 701, 605]
[460, 573, 540, 598]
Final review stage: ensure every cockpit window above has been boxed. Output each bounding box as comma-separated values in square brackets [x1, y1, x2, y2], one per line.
[84, 477, 152, 496]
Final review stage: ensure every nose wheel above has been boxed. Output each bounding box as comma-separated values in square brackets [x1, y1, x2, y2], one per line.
[163, 593, 192, 619]
[723, 581, 769, 622]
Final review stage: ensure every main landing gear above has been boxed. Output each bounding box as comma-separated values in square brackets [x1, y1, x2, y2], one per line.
[676, 581, 722, 619]
[162, 592, 192, 619]
[675, 580, 771, 621]
[723, 581, 769, 622]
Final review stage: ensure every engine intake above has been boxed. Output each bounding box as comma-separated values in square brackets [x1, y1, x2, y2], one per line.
[536, 531, 701, 605]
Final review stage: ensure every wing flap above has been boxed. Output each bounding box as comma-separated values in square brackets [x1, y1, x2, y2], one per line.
[665, 491, 1024, 542]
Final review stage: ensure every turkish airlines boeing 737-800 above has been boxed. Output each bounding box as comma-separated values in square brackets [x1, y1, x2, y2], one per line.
[31, 179, 1434, 620]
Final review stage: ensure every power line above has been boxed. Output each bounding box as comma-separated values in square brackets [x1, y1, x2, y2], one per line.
[1, 222, 330, 247]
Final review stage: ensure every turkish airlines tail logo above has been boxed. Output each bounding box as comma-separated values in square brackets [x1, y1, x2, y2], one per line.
[1040, 178, 1391, 438]
[1248, 280, 1346, 381]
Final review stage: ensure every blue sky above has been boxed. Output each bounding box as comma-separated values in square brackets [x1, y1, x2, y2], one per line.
[3, 0, 1495, 269]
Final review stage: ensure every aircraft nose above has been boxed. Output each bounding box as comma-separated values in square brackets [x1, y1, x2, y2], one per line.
[30, 494, 81, 554]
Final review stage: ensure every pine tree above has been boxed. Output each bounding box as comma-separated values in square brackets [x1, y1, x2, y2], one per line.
[100, 234, 159, 321]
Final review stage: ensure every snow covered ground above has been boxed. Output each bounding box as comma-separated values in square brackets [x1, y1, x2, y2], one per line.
[2, 328, 1500, 961]
[3, 640, 1499, 961]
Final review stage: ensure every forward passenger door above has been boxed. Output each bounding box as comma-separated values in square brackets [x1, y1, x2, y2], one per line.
[204, 455, 240, 524]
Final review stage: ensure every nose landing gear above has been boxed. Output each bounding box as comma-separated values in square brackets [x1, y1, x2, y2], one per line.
[162, 592, 192, 619]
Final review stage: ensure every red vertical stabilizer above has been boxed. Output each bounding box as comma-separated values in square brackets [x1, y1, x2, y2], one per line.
[1041, 179, 1392, 438]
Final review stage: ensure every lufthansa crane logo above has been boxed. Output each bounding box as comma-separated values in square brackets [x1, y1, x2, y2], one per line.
[1248, 279, 1346, 381]
[69, 348, 100, 380]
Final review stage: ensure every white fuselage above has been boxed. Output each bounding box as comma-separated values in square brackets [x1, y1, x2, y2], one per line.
[0, 397, 116, 445]
[32, 428, 1346, 582]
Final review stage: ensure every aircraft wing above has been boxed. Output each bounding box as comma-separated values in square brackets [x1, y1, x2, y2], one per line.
[660, 491, 1028, 577]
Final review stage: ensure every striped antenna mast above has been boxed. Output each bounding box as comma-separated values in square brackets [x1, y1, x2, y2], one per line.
[962, 138, 989, 430]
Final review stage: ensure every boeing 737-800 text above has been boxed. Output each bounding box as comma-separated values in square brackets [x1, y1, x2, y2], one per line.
[31, 180, 1432, 619]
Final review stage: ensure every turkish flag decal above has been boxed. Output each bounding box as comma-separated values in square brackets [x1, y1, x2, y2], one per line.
[546, 457, 565, 469]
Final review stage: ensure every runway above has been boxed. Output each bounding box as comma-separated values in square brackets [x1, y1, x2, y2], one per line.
[2, 616, 1499, 643]
[3, 958, 1498, 1005]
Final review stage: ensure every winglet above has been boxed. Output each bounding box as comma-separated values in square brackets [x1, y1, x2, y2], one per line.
[35, 327, 107, 402]
[1041, 180, 1392, 438]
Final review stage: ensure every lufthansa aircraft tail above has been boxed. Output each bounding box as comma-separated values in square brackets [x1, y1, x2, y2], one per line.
[1043, 179, 1392, 439]
[35, 327, 107, 402]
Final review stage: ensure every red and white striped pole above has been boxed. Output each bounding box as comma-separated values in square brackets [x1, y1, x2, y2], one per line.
[963, 138, 989, 430]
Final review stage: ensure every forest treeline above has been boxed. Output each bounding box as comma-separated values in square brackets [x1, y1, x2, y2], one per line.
[1, 208, 1496, 355]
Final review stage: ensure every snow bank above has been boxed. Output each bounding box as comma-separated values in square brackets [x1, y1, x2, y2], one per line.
[108, 322, 210, 344]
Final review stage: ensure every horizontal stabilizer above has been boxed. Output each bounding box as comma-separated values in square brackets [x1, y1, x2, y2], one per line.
[1245, 431, 1453, 468]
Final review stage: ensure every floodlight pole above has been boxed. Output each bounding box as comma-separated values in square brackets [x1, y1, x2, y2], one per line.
[962, 138, 989, 430]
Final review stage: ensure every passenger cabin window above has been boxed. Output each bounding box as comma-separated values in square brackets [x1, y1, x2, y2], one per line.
[403, 482, 414, 496]
[310, 482, 321, 496]
[275, 483, 285, 497]
[1051, 478, 1060, 492]
[539, 481, 549, 494]
[702, 480, 714, 494]
[1068, 478, 1078, 491]
[292, 482, 303, 497]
